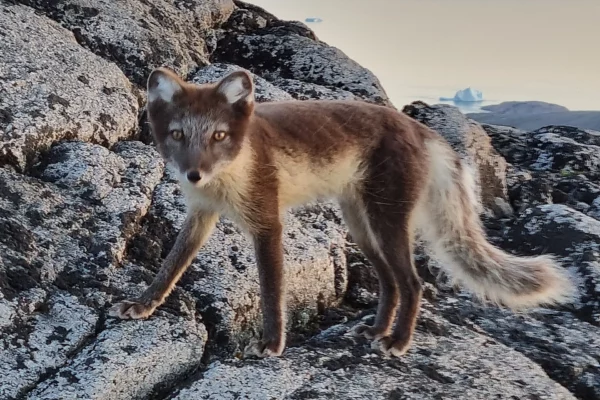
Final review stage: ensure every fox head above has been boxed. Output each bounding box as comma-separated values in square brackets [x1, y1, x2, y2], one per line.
[146, 67, 255, 187]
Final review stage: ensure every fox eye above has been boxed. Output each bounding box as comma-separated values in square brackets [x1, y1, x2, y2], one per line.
[170, 129, 183, 141]
[213, 130, 227, 141]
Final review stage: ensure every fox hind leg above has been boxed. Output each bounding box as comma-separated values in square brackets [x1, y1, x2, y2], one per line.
[349, 137, 426, 357]
[339, 195, 400, 340]
[369, 224, 421, 357]
[361, 195, 422, 357]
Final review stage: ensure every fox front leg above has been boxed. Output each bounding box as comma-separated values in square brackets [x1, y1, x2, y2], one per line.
[244, 222, 286, 357]
[109, 211, 218, 319]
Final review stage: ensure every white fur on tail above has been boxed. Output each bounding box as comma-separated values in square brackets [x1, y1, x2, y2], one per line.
[414, 139, 575, 309]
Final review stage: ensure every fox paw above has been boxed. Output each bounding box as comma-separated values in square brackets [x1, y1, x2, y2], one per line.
[371, 336, 412, 357]
[350, 324, 388, 340]
[108, 299, 157, 320]
[243, 337, 285, 358]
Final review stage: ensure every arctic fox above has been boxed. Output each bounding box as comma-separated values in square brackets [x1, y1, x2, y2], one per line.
[110, 67, 574, 358]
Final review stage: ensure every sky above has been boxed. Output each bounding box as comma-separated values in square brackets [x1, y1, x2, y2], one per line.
[246, 0, 600, 111]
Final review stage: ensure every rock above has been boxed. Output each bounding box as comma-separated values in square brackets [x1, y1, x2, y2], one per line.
[192, 63, 358, 103]
[0, 293, 98, 399]
[172, 308, 575, 400]
[221, 0, 272, 33]
[0, 141, 168, 398]
[29, 317, 207, 400]
[483, 124, 600, 215]
[223, 1, 317, 40]
[485, 124, 600, 180]
[18, 0, 235, 85]
[344, 242, 379, 308]
[529, 128, 600, 178]
[0, 3, 138, 171]
[39, 141, 165, 271]
[270, 77, 358, 102]
[213, 4, 391, 107]
[498, 204, 600, 323]
[589, 197, 600, 220]
[536, 125, 600, 147]
[214, 32, 390, 106]
[436, 299, 600, 400]
[402, 102, 508, 211]
[191, 63, 293, 103]
[0, 166, 98, 304]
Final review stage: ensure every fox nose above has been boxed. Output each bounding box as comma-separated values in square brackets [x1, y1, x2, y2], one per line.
[186, 170, 201, 183]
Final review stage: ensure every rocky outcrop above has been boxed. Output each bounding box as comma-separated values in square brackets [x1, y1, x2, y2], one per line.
[173, 308, 575, 400]
[191, 63, 293, 103]
[212, 1, 390, 106]
[0, 3, 138, 171]
[30, 317, 207, 400]
[403, 102, 508, 212]
[1, 0, 598, 399]
[0, 141, 167, 398]
[18, 0, 235, 85]
[483, 124, 600, 215]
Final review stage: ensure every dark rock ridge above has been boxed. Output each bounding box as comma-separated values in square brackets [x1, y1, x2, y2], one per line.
[0, 1, 597, 399]
[211, 1, 390, 106]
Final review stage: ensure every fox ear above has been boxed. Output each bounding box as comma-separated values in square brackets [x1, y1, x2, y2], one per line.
[147, 67, 184, 103]
[215, 70, 254, 106]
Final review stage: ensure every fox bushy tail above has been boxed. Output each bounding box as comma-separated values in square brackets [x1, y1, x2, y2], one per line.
[415, 139, 575, 309]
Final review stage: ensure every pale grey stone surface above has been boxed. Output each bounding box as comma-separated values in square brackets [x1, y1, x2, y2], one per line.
[29, 317, 207, 400]
[18, 0, 235, 85]
[0, 3, 138, 171]
[0, 141, 166, 398]
[191, 63, 293, 103]
[173, 309, 576, 400]
[0, 293, 98, 399]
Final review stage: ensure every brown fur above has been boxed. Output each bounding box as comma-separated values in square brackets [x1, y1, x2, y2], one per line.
[109, 68, 575, 358]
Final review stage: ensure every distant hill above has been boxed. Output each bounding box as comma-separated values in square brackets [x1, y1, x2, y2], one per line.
[467, 101, 600, 131]
[480, 101, 569, 115]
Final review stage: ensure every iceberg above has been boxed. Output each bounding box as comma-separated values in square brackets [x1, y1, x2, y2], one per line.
[440, 87, 484, 102]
